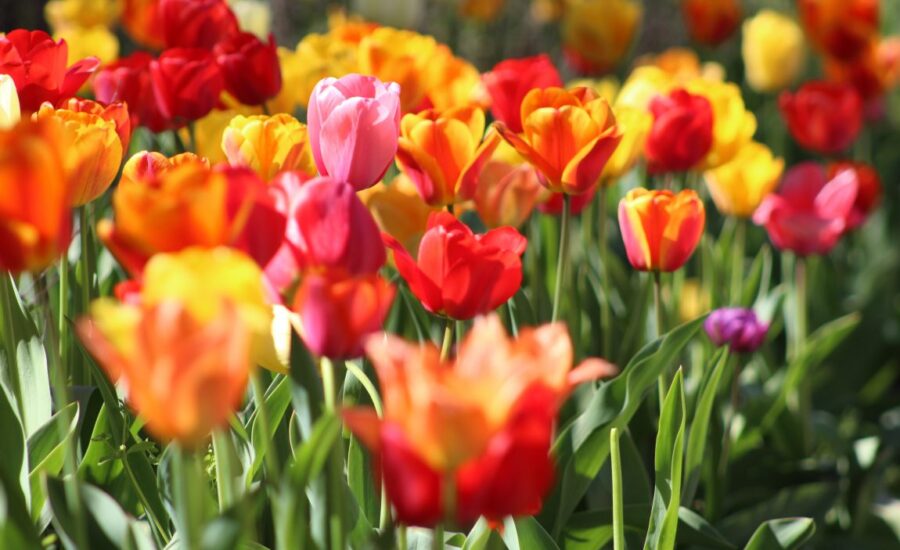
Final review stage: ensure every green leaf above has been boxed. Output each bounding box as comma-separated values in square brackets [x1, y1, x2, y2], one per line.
[676, 508, 735, 550]
[347, 435, 380, 526]
[643, 370, 686, 550]
[0, 384, 28, 511]
[0, 452, 40, 549]
[501, 516, 559, 550]
[683, 348, 729, 505]
[288, 332, 323, 441]
[248, 374, 292, 482]
[717, 482, 836, 544]
[27, 402, 78, 521]
[743, 518, 815, 550]
[463, 518, 505, 550]
[14, 338, 52, 438]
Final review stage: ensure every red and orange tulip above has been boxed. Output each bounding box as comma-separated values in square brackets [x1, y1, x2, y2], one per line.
[681, 0, 742, 46]
[618, 188, 705, 272]
[798, 0, 879, 61]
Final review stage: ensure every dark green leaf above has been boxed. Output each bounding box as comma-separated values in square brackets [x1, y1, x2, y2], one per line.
[743, 518, 815, 550]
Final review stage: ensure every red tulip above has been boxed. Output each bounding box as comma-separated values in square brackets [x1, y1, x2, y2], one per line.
[779, 81, 863, 155]
[384, 212, 527, 320]
[150, 48, 224, 128]
[827, 161, 881, 229]
[482, 54, 563, 133]
[159, 0, 240, 50]
[94, 52, 170, 133]
[753, 162, 858, 256]
[0, 29, 99, 113]
[798, 0, 879, 62]
[214, 32, 282, 106]
[681, 0, 742, 46]
[645, 89, 713, 174]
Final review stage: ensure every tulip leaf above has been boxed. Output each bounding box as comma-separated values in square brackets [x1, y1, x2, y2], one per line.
[13, 337, 52, 439]
[544, 316, 704, 535]
[501, 516, 560, 550]
[347, 435, 380, 527]
[462, 518, 505, 550]
[27, 402, 78, 521]
[0, 383, 29, 512]
[248, 374, 292, 482]
[683, 348, 729, 505]
[743, 518, 815, 550]
[288, 332, 323, 441]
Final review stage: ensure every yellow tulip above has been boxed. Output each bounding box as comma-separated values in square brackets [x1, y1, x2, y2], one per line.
[742, 10, 806, 93]
[54, 25, 119, 66]
[615, 66, 675, 111]
[45, 0, 122, 30]
[0, 75, 20, 130]
[568, 77, 621, 104]
[423, 45, 487, 111]
[358, 175, 438, 254]
[185, 108, 258, 164]
[561, 0, 642, 75]
[602, 105, 651, 181]
[222, 114, 315, 180]
[685, 80, 756, 169]
[359, 27, 437, 111]
[704, 141, 784, 218]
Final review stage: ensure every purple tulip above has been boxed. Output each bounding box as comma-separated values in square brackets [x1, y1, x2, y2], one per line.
[704, 308, 769, 354]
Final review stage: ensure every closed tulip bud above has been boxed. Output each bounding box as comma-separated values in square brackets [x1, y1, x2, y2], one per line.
[681, 0, 741, 46]
[292, 271, 395, 359]
[798, 0, 879, 62]
[308, 74, 401, 191]
[827, 161, 881, 230]
[685, 80, 756, 169]
[0, 118, 73, 273]
[742, 10, 807, 93]
[561, 0, 642, 75]
[753, 162, 858, 256]
[214, 32, 282, 107]
[121, 0, 165, 49]
[159, 0, 239, 50]
[94, 52, 170, 133]
[495, 87, 623, 195]
[644, 88, 713, 174]
[397, 106, 501, 206]
[384, 212, 527, 320]
[473, 145, 545, 229]
[344, 314, 616, 527]
[483, 55, 563, 133]
[358, 28, 437, 112]
[0, 75, 21, 130]
[779, 81, 863, 155]
[618, 188, 705, 272]
[222, 114, 316, 181]
[705, 142, 784, 218]
[78, 298, 250, 447]
[0, 30, 99, 113]
[358, 175, 439, 255]
[601, 106, 651, 181]
[151, 48, 224, 129]
[704, 307, 769, 354]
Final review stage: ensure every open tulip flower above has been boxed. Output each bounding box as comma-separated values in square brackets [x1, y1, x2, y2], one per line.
[384, 212, 527, 320]
[681, 0, 742, 46]
[344, 315, 617, 527]
[828, 161, 881, 229]
[482, 54, 563, 133]
[618, 188, 706, 272]
[222, 114, 316, 181]
[644, 88, 714, 174]
[494, 86, 623, 195]
[798, 0, 879, 61]
[779, 81, 863, 156]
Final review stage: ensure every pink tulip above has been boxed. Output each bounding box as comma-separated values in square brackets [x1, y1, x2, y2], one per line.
[307, 74, 401, 190]
[753, 162, 858, 256]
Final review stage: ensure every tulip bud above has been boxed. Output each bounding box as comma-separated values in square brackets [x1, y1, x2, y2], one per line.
[704, 307, 769, 354]
[644, 89, 713, 174]
[214, 32, 282, 107]
[618, 188, 705, 272]
[779, 81, 863, 155]
[798, 0, 879, 61]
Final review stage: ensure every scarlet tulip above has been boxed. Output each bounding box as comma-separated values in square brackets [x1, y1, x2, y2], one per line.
[482, 55, 563, 133]
[681, 0, 742, 46]
[384, 212, 527, 320]
[94, 52, 170, 133]
[618, 188, 705, 272]
[214, 32, 282, 107]
[798, 0, 879, 61]
[0, 29, 99, 113]
[159, 0, 240, 50]
[753, 162, 858, 256]
[644, 88, 714, 173]
[343, 314, 616, 526]
[827, 161, 881, 229]
[307, 74, 401, 191]
[779, 81, 863, 155]
[150, 48, 224, 128]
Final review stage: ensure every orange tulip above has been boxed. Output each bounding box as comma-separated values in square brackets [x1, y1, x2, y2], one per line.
[396, 106, 501, 206]
[0, 118, 73, 273]
[618, 188, 705, 272]
[358, 27, 437, 112]
[798, 0, 879, 61]
[494, 87, 622, 195]
[58, 97, 132, 153]
[473, 144, 545, 228]
[561, 0, 642, 75]
[681, 0, 742, 46]
[422, 45, 487, 112]
[357, 175, 438, 255]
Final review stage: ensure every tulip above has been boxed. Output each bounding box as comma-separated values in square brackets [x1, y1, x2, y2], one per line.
[94, 51, 170, 133]
[358, 28, 437, 112]
[185, 108, 253, 164]
[292, 271, 395, 359]
[634, 48, 723, 84]
[685, 80, 756, 169]
[396, 106, 502, 206]
[644, 88, 713, 174]
[214, 32, 282, 107]
[384, 212, 527, 320]
[827, 161, 881, 229]
[704, 308, 769, 354]
[561, 0, 642, 75]
[35, 103, 124, 206]
[78, 298, 250, 447]
[421, 46, 487, 112]
[159, 0, 240, 50]
[460, 0, 505, 21]
[54, 25, 120, 68]
[45, 0, 122, 29]
[752, 162, 858, 256]
[273, 32, 359, 113]
[59, 97, 132, 155]
[618, 188, 705, 272]
[222, 114, 316, 181]
[742, 10, 807, 93]
[779, 81, 863, 155]
[798, 0, 879, 61]
[0, 75, 21, 130]
[358, 175, 439, 255]
[615, 66, 676, 111]
[482, 55, 563, 133]
[151, 48, 224, 129]
[0, 29, 99, 113]
[307, 74, 401, 191]
[704, 142, 784, 218]
[473, 144, 545, 229]
[344, 314, 616, 526]
[568, 77, 620, 104]
[601, 105, 651, 181]
[0, 118, 73, 274]
[121, 0, 165, 50]
[681, 0, 741, 46]
[494, 87, 623, 195]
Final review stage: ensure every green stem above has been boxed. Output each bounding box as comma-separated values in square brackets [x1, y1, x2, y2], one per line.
[610, 428, 625, 550]
[654, 271, 666, 406]
[321, 358, 345, 550]
[79, 207, 94, 307]
[173, 446, 204, 550]
[0, 275, 22, 420]
[121, 450, 171, 544]
[439, 319, 454, 362]
[795, 257, 808, 354]
[251, 369, 280, 478]
[212, 430, 236, 511]
[398, 525, 408, 550]
[432, 523, 444, 550]
[551, 195, 572, 323]
[718, 356, 740, 479]
[730, 219, 746, 305]
[58, 254, 69, 384]
[598, 185, 613, 357]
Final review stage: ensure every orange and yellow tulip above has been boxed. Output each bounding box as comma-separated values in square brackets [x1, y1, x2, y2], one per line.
[358, 27, 437, 112]
[561, 0, 642, 75]
[618, 188, 705, 272]
[222, 114, 316, 181]
[358, 175, 438, 254]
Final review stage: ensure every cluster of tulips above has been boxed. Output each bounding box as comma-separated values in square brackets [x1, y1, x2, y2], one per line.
[0, 0, 896, 549]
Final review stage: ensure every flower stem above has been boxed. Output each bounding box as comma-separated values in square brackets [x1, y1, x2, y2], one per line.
[598, 185, 613, 357]
[321, 358, 345, 550]
[251, 369, 280, 477]
[730, 219, 746, 305]
[718, 354, 739, 479]
[0, 274, 22, 419]
[654, 271, 666, 406]
[440, 319, 454, 362]
[794, 257, 811, 451]
[610, 428, 625, 550]
[552, 195, 572, 323]
[173, 446, 203, 550]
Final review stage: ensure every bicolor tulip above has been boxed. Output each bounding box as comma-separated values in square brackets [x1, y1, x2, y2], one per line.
[482, 55, 563, 133]
[779, 81, 863, 155]
[150, 48, 224, 129]
[358, 175, 438, 256]
[159, 0, 240, 50]
[214, 32, 282, 107]
[307, 74, 401, 191]
[827, 161, 881, 230]
[618, 188, 705, 272]
[291, 271, 395, 359]
[344, 315, 616, 526]
[494, 87, 623, 195]
[704, 308, 769, 354]
[0, 75, 21, 129]
[94, 51, 170, 133]
[0, 118, 73, 274]
[384, 212, 527, 320]
[59, 97, 132, 155]
[644, 89, 713, 173]
[685, 80, 756, 169]
[742, 10, 807, 93]
[222, 114, 316, 181]
[681, 0, 741, 46]
[704, 142, 784, 218]
[473, 144, 545, 229]
[358, 28, 437, 112]
[396, 106, 501, 206]
[0, 29, 99, 113]
[798, 0, 879, 61]
[561, 0, 642, 75]
[753, 162, 858, 256]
